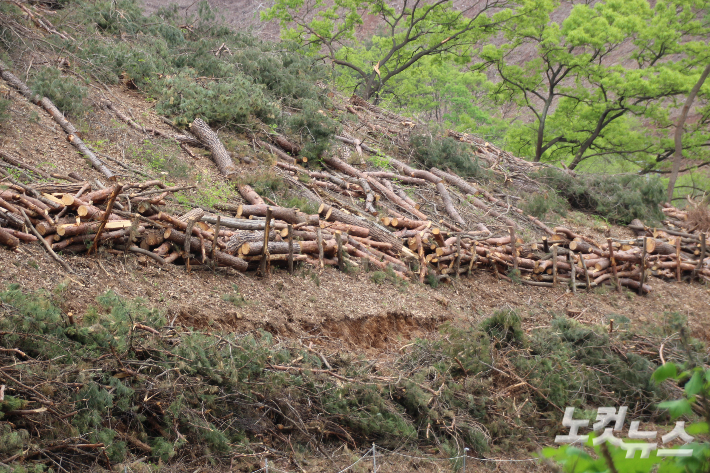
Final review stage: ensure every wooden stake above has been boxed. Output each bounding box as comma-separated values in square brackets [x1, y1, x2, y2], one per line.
[542, 236, 549, 253]
[693, 233, 706, 281]
[569, 250, 576, 294]
[259, 207, 272, 276]
[184, 218, 196, 273]
[316, 227, 324, 269]
[211, 215, 221, 269]
[287, 224, 294, 274]
[607, 238, 622, 292]
[88, 184, 122, 255]
[552, 245, 558, 287]
[675, 237, 681, 282]
[510, 226, 518, 271]
[639, 236, 647, 295]
[336, 232, 343, 271]
[579, 253, 592, 291]
[454, 235, 461, 277]
[416, 233, 426, 283]
[468, 242, 477, 276]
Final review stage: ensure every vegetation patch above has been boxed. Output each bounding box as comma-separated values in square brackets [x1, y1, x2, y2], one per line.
[0, 287, 705, 470]
[534, 167, 666, 224]
[410, 134, 486, 178]
[29, 67, 88, 117]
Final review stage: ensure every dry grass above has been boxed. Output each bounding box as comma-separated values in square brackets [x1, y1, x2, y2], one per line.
[687, 198, 710, 232]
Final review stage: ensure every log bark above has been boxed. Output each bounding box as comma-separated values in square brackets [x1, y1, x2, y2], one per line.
[201, 215, 287, 231]
[164, 228, 247, 271]
[365, 172, 428, 186]
[226, 230, 275, 255]
[189, 118, 237, 177]
[1, 227, 36, 242]
[436, 182, 465, 227]
[270, 134, 301, 154]
[318, 204, 402, 253]
[238, 184, 265, 205]
[238, 205, 319, 226]
[0, 227, 20, 248]
[0, 150, 52, 180]
[57, 220, 132, 237]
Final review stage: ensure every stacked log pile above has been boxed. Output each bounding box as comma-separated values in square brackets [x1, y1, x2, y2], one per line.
[2, 157, 707, 291]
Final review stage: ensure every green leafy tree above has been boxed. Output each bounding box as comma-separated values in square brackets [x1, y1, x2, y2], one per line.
[481, 0, 710, 171]
[263, 0, 524, 101]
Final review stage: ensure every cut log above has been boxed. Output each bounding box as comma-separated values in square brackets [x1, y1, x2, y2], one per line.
[238, 205, 319, 226]
[270, 134, 301, 154]
[164, 228, 247, 271]
[201, 215, 287, 232]
[226, 230, 275, 255]
[189, 118, 237, 178]
[390, 217, 429, 229]
[321, 222, 369, 238]
[368, 177, 428, 220]
[436, 182, 465, 227]
[178, 208, 205, 223]
[0, 227, 20, 248]
[237, 184, 265, 205]
[365, 172, 428, 186]
[57, 219, 132, 237]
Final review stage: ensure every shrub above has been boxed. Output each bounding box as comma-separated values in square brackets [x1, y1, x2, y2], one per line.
[72, 0, 332, 134]
[480, 308, 524, 347]
[285, 100, 338, 161]
[534, 167, 665, 224]
[520, 191, 568, 219]
[410, 134, 484, 177]
[30, 67, 87, 117]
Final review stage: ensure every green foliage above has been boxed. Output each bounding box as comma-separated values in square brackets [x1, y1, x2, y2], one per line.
[480, 308, 524, 348]
[534, 167, 666, 224]
[283, 195, 319, 214]
[0, 424, 30, 456]
[368, 266, 408, 290]
[30, 67, 87, 117]
[263, 0, 520, 100]
[285, 101, 338, 161]
[187, 178, 236, 208]
[520, 190, 568, 219]
[410, 134, 484, 178]
[70, 0, 332, 134]
[156, 73, 277, 127]
[482, 0, 710, 175]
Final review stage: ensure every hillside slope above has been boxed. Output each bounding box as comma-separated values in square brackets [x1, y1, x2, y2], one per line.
[0, 2, 709, 472]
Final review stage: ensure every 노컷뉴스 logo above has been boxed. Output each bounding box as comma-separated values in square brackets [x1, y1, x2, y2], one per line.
[555, 407, 694, 458]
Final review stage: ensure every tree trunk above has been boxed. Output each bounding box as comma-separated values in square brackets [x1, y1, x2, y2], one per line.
[189, 118, 237, 178]
[667, 64, 710, 203]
